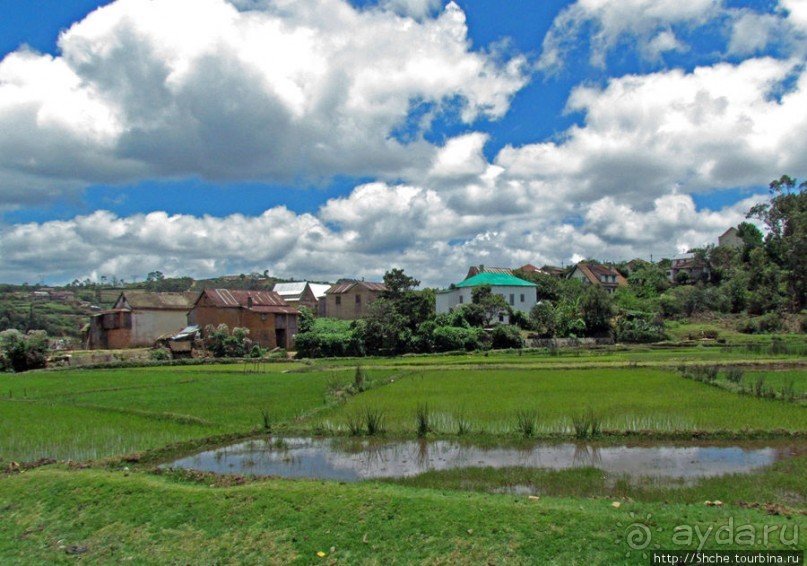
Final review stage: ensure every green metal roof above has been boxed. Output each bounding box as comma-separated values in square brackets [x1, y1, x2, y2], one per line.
[455, 273, 537, 288]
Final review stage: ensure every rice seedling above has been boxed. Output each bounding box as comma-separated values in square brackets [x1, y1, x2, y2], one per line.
[353, 365, 367, 392]
[780, 380, 796, 402]
[346, 411, 364, 436]
[261, 409, 272, 431]
[415, 403, 431, 437]
[515, 408, 538, 438]
[453, 409, 472, 436]
[364, 407, 385, 436]
[724, 366, 744, 384]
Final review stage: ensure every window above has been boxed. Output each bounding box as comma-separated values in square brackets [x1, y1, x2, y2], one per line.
[520, 294, 525, 303]
[335, 296, 341, 306]
[509, 294, 515, 306]
[459, 295, 464, 304]
[355, 294, 361, 304]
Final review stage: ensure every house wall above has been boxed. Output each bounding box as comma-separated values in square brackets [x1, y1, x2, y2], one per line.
[719, 229, 743, 249]
[436, 285, 536, 322]
[284, 287, 319, 311]
[189, 302, 298, 350]
[435, 288, 473, 313]
[129, 310, 188, 347]
[324, 288, 383, 320]
[86, 311, 133, 350]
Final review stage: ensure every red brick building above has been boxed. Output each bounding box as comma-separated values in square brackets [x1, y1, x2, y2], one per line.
[188, 289, 299, 350]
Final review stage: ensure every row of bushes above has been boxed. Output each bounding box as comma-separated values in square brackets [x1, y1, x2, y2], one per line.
[294, 319, 526, 358]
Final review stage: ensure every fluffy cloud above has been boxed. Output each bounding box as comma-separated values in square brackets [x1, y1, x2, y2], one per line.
[0, 175, 762, 286]
[538, 0, 720, 70]
[498, 57, 807, 204]
[0, 0, 527, 208]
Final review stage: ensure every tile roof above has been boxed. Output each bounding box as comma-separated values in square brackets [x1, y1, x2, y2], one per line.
[573, 263, 628, 287]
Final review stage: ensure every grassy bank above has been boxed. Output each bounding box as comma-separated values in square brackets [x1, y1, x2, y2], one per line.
[1, 466, 803, 565]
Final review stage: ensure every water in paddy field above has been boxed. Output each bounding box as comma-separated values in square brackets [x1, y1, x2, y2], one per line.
[165, 437, 804, 484]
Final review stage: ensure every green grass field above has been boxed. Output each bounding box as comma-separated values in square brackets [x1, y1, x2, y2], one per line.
[0, 346, 805, 564]
[314, 366, 807, 436]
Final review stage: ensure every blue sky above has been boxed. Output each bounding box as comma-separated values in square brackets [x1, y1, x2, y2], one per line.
[0, 0, 805, 286]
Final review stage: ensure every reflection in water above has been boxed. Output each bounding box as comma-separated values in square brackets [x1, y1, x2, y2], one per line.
[166, 437, 802, 484]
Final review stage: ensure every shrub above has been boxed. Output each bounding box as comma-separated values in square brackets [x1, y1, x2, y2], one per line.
[491, 325, 524, 349]
[614, 313, 667, 343]
[738, 313, 785, 335]
[149, 348, 171, 361]
[204, 324, 252, 358]
[294, 318, 363, 358]
[432, 326, 481, 352]
[0, 329, 49, 372]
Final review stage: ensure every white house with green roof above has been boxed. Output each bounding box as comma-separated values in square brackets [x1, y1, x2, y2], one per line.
[436, 272, 538, 323]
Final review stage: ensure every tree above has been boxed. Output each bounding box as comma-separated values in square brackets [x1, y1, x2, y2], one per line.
[297, 306, 316, 334]
[580, 286, 614, 336]
[382, 268, 420, 300]
[471, 285, 510, 326]
[747, 175, 806, 311]
[529, 302, 556, 338]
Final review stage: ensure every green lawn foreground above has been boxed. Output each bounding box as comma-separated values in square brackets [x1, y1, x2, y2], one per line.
[1, 466, 803, 565]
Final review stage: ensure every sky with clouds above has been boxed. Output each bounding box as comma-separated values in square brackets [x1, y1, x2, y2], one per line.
[0, 0, 805, 287]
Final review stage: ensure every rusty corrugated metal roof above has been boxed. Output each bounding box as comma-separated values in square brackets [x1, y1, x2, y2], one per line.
[325, 281, 387, 294]
[199, 289, 298, 314]
[115, 291, 200, 310]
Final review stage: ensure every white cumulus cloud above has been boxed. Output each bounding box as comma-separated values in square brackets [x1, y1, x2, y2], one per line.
[0, 0, 528, 208]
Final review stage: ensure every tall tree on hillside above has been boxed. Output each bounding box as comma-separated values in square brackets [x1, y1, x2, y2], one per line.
[747, 175, 806, 311]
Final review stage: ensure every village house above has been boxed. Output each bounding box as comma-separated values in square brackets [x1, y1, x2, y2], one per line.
[718, 227, 743, 249]
[321, 281, 387, 320]
[667, 253, 710, 284]
[272, 282, 331, 312]
[188, 289, 299, 350]
[85, 291, 200, 349]
[568, 262, 628, 294]
[436, 272, 538, 324]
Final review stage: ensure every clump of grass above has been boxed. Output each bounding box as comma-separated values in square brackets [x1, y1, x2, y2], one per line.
[724, 366, 744, 384]
[454, 409, 472, 436]
[346, 411, 364, 436]
[416, 403, 431, 437]
[780, 380, 796, 402]
[754, 376, 766, 398]
[571, 407, 602, 439]
[260, 409, 271, 432]
[353, 365, 367, 392]
[515, 409, 538, 438]
[364, 407, 385, 436]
